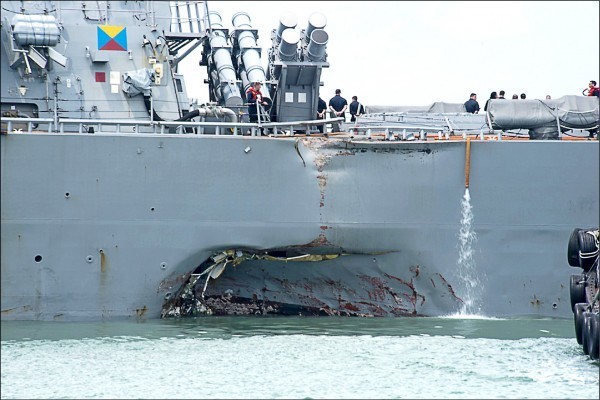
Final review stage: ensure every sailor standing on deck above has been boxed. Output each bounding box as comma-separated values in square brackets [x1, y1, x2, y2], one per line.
[246, 81, 268, 123]
[464, 93, 480, 114]
[585, 80, 600, 97]
[585, 81, 599, 138]
[316, 96, 327, 133]
[349, 96, 365, 123]
[484, 91, 497, 112]
[328, 89, 348, 132]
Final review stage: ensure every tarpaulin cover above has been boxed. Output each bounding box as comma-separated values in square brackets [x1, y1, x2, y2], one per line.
[487, 95, 599, 130]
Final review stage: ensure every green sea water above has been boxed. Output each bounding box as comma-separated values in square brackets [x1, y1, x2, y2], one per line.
[1, 315, 598, 399]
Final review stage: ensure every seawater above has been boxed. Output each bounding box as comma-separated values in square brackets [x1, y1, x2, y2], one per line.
[1, 316, 598, 399]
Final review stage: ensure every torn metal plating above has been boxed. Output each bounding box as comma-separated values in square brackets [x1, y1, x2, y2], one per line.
[161, 246, 464, 318]
[160, 249, 342, 318]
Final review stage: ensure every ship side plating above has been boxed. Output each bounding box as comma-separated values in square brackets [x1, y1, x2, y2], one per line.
[1, 1, 599, 320]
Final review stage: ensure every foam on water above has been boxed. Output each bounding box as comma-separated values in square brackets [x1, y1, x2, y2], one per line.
[443, 312, 502, 320]
[2, 320, 598, 399]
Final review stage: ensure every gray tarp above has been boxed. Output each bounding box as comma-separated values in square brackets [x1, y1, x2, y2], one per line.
[487, 95, 599, 139]
[367, 96, 598, 139]
[367, 102, 466, 114]
[487, 95, 599, 130]
[121, 68, 153, 97]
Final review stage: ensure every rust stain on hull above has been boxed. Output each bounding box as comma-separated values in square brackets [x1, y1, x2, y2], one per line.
[100, 249, 107, 273]
[304, 233, 333, 248]
[135, 305, 148, 317]
[432, 272, 463, 303]
[384, 272, 425, 310]
[530, 295, 543, 307]
[1, 305, 32, 314]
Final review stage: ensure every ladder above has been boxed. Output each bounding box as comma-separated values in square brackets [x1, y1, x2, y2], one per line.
[257, 103, 271, 124]
[166, 1, 206, 58]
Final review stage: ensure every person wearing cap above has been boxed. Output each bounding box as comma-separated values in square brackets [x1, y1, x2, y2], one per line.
[246, 81, 268, 123]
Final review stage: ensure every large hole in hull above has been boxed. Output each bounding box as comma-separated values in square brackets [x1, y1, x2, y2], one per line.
[160, 248, 463, 318]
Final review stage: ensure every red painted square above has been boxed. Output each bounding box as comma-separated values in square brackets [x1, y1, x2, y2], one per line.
[95, 72, 106, 82]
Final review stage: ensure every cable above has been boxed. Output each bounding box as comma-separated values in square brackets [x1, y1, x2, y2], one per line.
[1, 7, 56, 14]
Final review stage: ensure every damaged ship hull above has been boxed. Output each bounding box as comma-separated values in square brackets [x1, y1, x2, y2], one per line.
[2, 0, 598, 321]
[1, 133, 598, 320]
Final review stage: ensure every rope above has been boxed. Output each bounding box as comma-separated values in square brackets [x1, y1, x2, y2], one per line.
[579, 230, 600, 260]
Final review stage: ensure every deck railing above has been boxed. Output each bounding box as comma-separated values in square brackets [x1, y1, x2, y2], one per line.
[1, 116, 594, 140]
[0, 116, 342, 137]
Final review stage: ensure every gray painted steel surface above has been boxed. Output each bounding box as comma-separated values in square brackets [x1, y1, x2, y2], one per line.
[2, 134, 598, 320]
[1, 1, 598, 321]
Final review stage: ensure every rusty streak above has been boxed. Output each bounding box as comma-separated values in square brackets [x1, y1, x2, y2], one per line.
[433, 272, 463, 303]
[135, 305, 148, 317]
[100, 249, 106, 273]
[384, 272, 425, 309]
[304, 233, 331, 247]
[1, 305, 32, 314]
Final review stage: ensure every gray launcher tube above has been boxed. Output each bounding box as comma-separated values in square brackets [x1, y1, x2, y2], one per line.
[231, 12, 269, 97]
[275, 12, 298, 42]
[307, 29, 328, 61]
[278, 28, 300, 61]
[304, 12, 327, 43]
[207, 11, 243, 106]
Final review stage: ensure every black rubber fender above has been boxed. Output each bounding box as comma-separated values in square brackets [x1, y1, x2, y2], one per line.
[588, 313, 599, 360]
[567, 228, 581, 267]
[570, 274, 587, 312]
[574, 303, 587, 345]
[581, 311, 593, 356]
[577, 229, 598, 272]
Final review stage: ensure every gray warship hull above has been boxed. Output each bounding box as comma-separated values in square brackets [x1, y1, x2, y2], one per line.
[1, 0, 599, 320]
[2, 132, 598, 320]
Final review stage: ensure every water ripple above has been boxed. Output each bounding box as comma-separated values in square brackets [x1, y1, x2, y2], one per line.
[1, 318, 598, 399]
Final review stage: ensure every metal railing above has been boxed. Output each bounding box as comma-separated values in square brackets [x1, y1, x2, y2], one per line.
[345, 124, 492, 141]
[0, 116, 342, 137]
[2, 116, 593, 140]
[0, 117, 54, 134]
